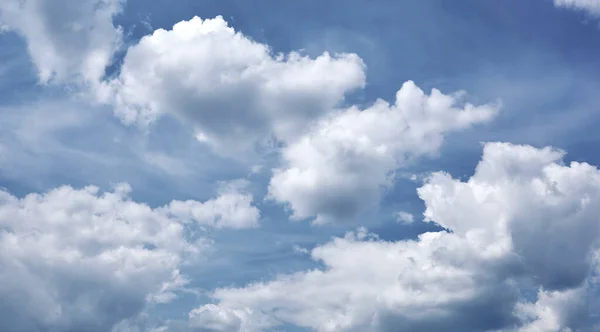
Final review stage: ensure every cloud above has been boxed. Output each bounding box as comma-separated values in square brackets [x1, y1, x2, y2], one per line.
[186, 305, 276, 332]
[395, 211, 415, 224]
[0, 181, 260, 332]
[0, 11, 499, 226]
[0, 0, 123, 83]
[98, 16, 498, 225]
[268, 81, 499, 224]
[516, 286, 588, 332]
[99, 16, 365, 156]
[420, 142, 600, 290]
[555, 0, 600, 15]
[4, 5, 599, 331]
[188, 305, 246, 332]
[195, 142, 600, 332]
[163, 180, 261, 229]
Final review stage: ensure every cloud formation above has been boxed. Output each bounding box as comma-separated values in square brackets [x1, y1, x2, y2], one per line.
[0, 0, 123, 83]
[163, 180, 260, 229]
[268, 81, 498, 224]
[99, 16, 365, 155]
[0, 10, 500, 225]
[196, 143, 600, 332]
[3, 4, 600, 332]
[91, 16, 502, 226]
[0, 181, 259, 332]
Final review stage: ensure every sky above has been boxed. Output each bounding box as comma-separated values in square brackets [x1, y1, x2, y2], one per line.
[1, 0, 600, 331]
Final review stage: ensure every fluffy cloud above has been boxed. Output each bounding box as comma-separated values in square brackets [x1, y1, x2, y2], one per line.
[0, 0, 123, 83]
[205, 230, 519, 332]
[1, 10, 499, 226]
[100, 16, 498, 224]
[186, 305, 275, 332]
[420, 143, 600, 290]
[268, 81, 499, 224]
[163, 180, 260, 229]
[197, 142, 600, 332]
[0, 181, 259, 332]
[188, 305, 247, 332]
[555, 0, 600, 15]
[99, 16, 365, 155]
[516, 286, 588, 332]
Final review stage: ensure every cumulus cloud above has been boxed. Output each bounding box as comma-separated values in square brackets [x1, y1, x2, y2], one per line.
[186, 304, 275, 332]
[420, 143, 600, 291]
[0, 181, 259, 332]
[555, 0, 600, 15]
[99, 16, 365, 155]
[188, 305, 246, 332]
[196, 142, 600, 332]
[163, 180, 260, 229]
[268, 81, 499, 224]
[516, 286, 588, 332]
[0, 0, 123, 83]
[98, 16, 499, 225]
[0, 10, 500, 226]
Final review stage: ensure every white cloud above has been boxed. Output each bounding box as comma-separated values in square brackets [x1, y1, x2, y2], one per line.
[163, 180, 260, 229]
[268, 81, 499, 224]
[188, 305, 246, 332]
[0, 181, 260, 332]
[207, 229, 518, 332]
[0, 10, 499, 227]
[555, 0, 600, 15]
[197, 142, 600, 332]
[187, 305, 274, 332]
[0, 0, 123, 83]
[516, 286, 588, 332]
[419, 142, 600, 290]
[292, 244, 310, 255]
[395, 211, 414, 224]
[99, 16, 365, 156]
[101, 17, 499, 225]
[5, 6, 600, 331]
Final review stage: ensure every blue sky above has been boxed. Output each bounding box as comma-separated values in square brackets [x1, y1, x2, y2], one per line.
[1, 0, 600, 331]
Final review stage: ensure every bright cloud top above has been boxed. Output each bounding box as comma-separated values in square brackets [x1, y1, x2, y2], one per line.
[268, 81, 499, 224]
[99, 15, 366, 155]
[0, 181, 259, 332]
[197, 143, 600, 332]
[0, 0, 123, 83]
